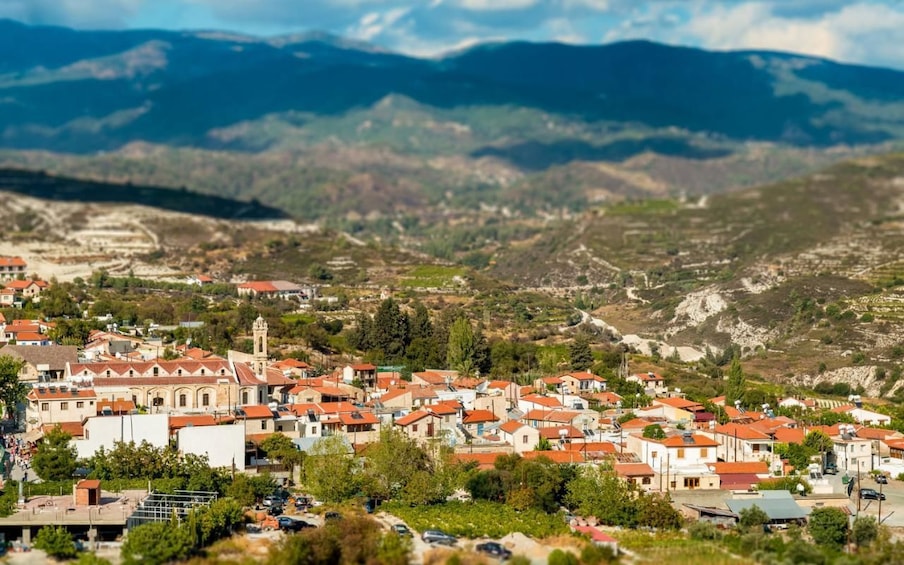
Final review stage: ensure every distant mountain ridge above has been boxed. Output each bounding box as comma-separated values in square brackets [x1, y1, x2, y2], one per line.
[2, 18, 904, 153]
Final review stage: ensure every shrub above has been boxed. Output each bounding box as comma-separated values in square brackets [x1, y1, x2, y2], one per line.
[34, 525, 77, 560]
[808, 507, 848, 550]
[688, 520, 722, 541]
[547, 549, 579, 565]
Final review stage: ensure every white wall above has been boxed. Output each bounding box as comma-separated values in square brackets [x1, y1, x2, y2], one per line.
[178, 424, 246, 471]
[73, 414, 169, 459]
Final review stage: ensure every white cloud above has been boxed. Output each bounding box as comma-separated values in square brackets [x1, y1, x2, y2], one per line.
[348, 7, 410, 41]
[455, 0, 539, 11]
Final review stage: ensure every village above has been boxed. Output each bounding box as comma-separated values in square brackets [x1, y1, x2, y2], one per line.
[0, 254, 903, 563]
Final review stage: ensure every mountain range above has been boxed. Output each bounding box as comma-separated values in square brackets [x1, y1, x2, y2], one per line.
[1, 19, 903, 222]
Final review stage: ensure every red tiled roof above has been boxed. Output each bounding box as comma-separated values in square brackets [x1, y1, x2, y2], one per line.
[564, 442, 616, 455]
[454, 452, 505, 470]
[241, 405, 275, 419]
[0, 256, 26, 267]
[772, 427, 806, 444]
[573, 526, 617, 544]
[562, 372, 604, 381]
[319, 401, 359, 414]
[170, 415, 217, 430]
[654, 397, 704, 410]
[238, 281, 279, 292]
[522, 451, 585, 464]
[338, 411, 379, 425]
[96, 399, 135, 414]
[28, 388, 96, 400]
[658, 434, 720, 447]
[14, 332, 47, 341]
[412, 371, 447, 385]
[76, 479, 101, 489]
[429, 402, 459, 416]
[41, 422, 84, 437]
[521, 394, 562, 408]
[4, 279, 47, 290]
[499, 420, 527, 434]
[619, 417, 657, 429]
[378, 388, 411, 403]
[714, 423, 772, 441]
[395, 410, 432, 426]
[350, 364, 376, 371]
[614, 462, 655, 477]
[488, 380, 516, 390]
[720, 473, 764, 490]
[538, 425, 584, 440]
[524, 409, 579, 423]
[711, 461, 769, 475]
[463, 409, 499, 424]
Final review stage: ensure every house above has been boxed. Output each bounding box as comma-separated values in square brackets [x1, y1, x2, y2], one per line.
[462, 409, 499, 437]
[74, 414, 170, 459]
[497, 420, 541, 454]
[394, 410, 443, 442]
[778, 397, 816, 411]
[3, 279, 49, 299]
[0, 256, 27, 280]
[25, 385, 97, 435]
[376, 387, 414, 410]
[238, 404, 277, 435]
[237, 280, 315, 301]
[711, 461, 771, 490]
[518, 394, 563, 414]
[0, 288, 15, 306]
[13, 331, 50, 346]
[629, 432, 720, 491]
[571, 526, 618, 554]
[534, 376, 565, 394]
[614, 463, 656, 488]
[830, 426, 873, 474]
[627, 372, 667, 396]
[559, 372, 606, 394]
[271, 358, 312, 379]
[186, 275, 214, 286]
[0, 344, 78, 382]
[711, 422, 776, 463]
[411, 371, 453, 387]
[652, 397, 705, 423]
[724, 491, 809, 526]
[838, 407, 892, 427]
[289, 403, 324, 439]
[343, 364, 377, 389]
[178, 423, 246, 471]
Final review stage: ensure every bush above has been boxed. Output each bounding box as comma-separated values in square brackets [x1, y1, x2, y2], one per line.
[34, 525, 77, 560]
[688, 520, 722, 541]
[808, 507, 848, 550]
[852, 515, 879, 548]
[121, 521, 192, 565]
[548, 549, 579, 565]
[381, 501, 568, 539]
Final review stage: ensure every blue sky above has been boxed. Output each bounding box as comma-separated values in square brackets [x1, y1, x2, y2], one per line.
[2, 0, 904, 68]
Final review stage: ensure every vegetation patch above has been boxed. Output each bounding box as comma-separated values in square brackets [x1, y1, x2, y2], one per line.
[381, 500, 569, 539]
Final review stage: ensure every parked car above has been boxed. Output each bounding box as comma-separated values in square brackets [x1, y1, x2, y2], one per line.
[267, 505, 284, 516]
[277, 516, 314, 532]
[324, 511, 343, 522]
[422, 529, 457, 546]
[823, 463, 838, 475]
[476, 541, 513, 559]
[263, 495, 286, 507]
[861, 488, 886, 501]
[391, 524, 412, 537]
[875, 474, 889, 484]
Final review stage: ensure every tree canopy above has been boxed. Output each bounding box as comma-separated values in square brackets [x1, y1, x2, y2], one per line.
[0, 355, 28, 420]
[33, 427, 78, 482]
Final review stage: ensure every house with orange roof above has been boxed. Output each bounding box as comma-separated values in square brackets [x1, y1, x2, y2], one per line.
[518, 394, 563, 413]
[96, 398, 136, 416]
[711, 422, 776, 463]
[772, 427, 806, 445]
[559, 372, 606, 394]
[651, 397, 705, 423]
[533, 376, 566, 394]
[710, 461, 772, 490]
[485, 380, 521, 402]
[455, 452, 509, 470]
[238, 404, 278, 435]
[236, 280, 315, 302]
[626, 431, 720, 490]
[343, 363, 377, 388]
[3, 278, 49, 299]
[0, 288, 15, 306]
[394, 410, 442, 442]
[462, 409, 499, 437]
[564, 441, 616, 462]
[271, 358, 312, 379]
[14, 331, 50, 346]
[0, 256, 27, 280]
[614, 463, 656, 488]
[586, 391, 623, 408]
[286, 384, 323, 405]
[375, 372, 404, 391]
[626, 372, 667, 396]
[497, 420, 541, 454]
[186, 275, 214, 286]
[411, 371, 450, 387]
[41, 421, 84, 439]
[524, 408, 599, 432]
[375, 387, 413, 410]
[25, 385, 97, 435]
[539, 425, 585, 444]
[410, 386, 439, 408]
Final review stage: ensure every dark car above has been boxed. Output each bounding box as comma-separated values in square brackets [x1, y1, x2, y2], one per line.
[324, 511, 342, 522]
[861, 488, 886, 501]
[875, 475, 889, 484]
[476, 541, 512, 559]
[422, 529, 457, 545]
[391, 524, 412, 537]
[268, 505, 284, 516]
[277, 516, 313, 532]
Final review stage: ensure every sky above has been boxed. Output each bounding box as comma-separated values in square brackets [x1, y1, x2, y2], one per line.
[2, 0, 904, 69]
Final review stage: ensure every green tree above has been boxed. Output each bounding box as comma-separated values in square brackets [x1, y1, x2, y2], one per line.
[361, 428, 431, 502]
[724, 355, 746, 406]
[852, 515, 879, 548]
[33, 426, 78, 481]
[642, 424, 666, 440]
[569, 334, 593, 371]
[446, 317, 478, 376]
[261, 433, 304, 469]
[535, 436, 553, 451]
[808, 507, 849, 550]
[304, 436, 359, 503]
[738, 504, 769, 532]
[548, 549, 579, 565]
[33, 525, 77, 560]
[121, 521, 192, 565]
[0, 355, 28, 420]
[372, 298, 410, 361]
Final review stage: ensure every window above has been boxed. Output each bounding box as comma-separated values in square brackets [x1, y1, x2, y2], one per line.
[700, 448, 708, 458]
[684, 477, 700, 489]
[676, 448, 685, 459]
[242, 391, 249, 405]
[523, 435, 529, 444]
[105, 370, 110, 377]
[153, 367, 159, 376]
[179, 394, 187, 407]
[152, 397, 164, 407]
[260, 420, 267, 430]
[642, 477, 652, 485]
[129, 369, 134, 376]
[310, 426, 317, 435]
[76, 401, 84, 409]
[202, 393, 210, 406]
[41, 402, 49, 411]
[201, 369, 205, 376]
[61, 402, 68, 411]
[412, 424, 419, 432]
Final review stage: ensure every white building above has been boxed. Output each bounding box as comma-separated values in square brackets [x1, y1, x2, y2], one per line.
[73, 414, 169, 459]
[178, 424, 246, 471]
